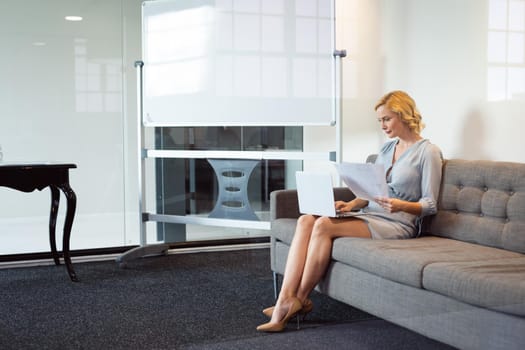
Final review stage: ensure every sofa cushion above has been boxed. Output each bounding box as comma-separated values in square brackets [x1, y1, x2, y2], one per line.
[331, 236, 523, 288]
[429, 159, 525, 254]
[422, 257, 525, 317]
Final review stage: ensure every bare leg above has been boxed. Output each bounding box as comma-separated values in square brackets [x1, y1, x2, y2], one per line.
[269, 214, 316, 323]
[269, 217, 371, 321]
[279, 214, 316, 298]
[297, 217, 371, 301]
[260, 216, 371, 329]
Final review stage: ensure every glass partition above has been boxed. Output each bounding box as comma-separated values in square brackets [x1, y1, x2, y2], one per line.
[152, 126, 303, 243]
[0, 0, 144, 255]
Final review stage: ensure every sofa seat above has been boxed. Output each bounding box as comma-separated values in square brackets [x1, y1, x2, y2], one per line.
[330, 236, 525, 315]
[330, 236, 522, 289]
[423, 257, 525, 317]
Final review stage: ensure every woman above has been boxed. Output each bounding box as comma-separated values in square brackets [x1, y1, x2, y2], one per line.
[257, 90, 443, 332]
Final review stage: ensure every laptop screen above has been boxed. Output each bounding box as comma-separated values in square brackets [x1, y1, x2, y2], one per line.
[295, 171, 337, 217]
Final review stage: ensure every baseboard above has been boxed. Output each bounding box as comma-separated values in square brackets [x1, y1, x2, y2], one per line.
[0, 237, 270, 269]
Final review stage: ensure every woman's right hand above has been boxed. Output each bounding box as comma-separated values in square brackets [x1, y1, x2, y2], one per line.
[335, 201, 353, 213]
[336, 198, 369, 212]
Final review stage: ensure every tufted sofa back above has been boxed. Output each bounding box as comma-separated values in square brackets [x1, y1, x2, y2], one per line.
[429, 159, 525, 254]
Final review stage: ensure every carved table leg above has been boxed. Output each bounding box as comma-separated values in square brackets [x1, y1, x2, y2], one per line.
[59, 183, 78, 282]
[49, 185, 60, 265]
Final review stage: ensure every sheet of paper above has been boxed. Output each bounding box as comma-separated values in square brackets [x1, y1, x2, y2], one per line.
[334, 162, 389, 201]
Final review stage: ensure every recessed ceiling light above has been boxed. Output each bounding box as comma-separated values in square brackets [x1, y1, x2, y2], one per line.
[65, 16, 83, 21]
[32, 42, 46, 46]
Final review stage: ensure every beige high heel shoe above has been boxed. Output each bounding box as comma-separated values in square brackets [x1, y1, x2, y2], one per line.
[256, 298, 303, 332]
[262, 298, 313, 319]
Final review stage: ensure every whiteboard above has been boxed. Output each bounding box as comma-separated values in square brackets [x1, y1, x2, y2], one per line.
[142, 0, 336, 126]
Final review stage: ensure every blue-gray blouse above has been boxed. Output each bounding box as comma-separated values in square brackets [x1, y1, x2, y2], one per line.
[354, 138, 443, 239]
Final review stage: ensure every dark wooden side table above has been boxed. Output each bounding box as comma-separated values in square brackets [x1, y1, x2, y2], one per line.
[0, 163, 78, 282]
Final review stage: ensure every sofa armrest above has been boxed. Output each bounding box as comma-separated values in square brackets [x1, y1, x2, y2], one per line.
[270, 187, 355, 221]
[333, 187, 356, 203]
[270, 189, 301, 220]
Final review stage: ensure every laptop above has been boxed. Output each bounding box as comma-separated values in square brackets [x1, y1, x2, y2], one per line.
[295, 171, 354, 218]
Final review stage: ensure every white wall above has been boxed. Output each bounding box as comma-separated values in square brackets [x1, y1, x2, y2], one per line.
[307, 0, 525, 166]
[379, 0, 519, 161]
[304, 0, 383, 172]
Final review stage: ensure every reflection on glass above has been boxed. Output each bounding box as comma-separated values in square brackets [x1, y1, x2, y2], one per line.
[487, 67, 507, 101]
[142, 0, 335, 125]
[508, 67, 525, 95]
[234, 14, 260, 50]
[215, 12, 233, 49]
[262, 16, 285, 52]
[149, 57, 209, 95]
[489, 0, 507, 30]
[262, 57, 287, 97]
[487, 0, 525, 101]
[215, 54, 233, 95]
[146, 6, 213, 96]
[508, 33, 524, 63]
[146, 1, 327, 99]
[487, 32, 507, 63]
[318, 19, 332, 52]
[296, 18, 318, 53]
[74, 38, 122, 112]
[509, 0, 525, 30]
[295, 0, 317, 16]
[293, 58, 317, 97]
[318, 57, 333, 98]
[233, 0, 260, 13]
[234, 56, 261, 96]
[262, 0, 285, 15]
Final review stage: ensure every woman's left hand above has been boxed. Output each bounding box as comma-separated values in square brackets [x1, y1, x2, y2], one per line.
[375, 197, 401, 213]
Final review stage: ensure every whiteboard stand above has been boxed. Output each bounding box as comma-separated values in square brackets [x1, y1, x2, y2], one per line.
[333, 48, 347, 188]
[333, 49, 347, 164]
[117, 52, 347, 265]
[116, 61, 169, 267]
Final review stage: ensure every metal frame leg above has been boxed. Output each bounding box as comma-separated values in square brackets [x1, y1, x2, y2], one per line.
[273, 271, 280, 300]
[116, 243, 170, 267]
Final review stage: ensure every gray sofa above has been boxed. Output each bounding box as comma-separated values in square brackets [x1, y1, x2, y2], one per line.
[269, 159, 525, 350]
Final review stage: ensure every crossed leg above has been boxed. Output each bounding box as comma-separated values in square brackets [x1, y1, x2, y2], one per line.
[267, 215, 372, 325]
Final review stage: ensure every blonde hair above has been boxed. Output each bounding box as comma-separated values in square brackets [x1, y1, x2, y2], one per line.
[375, 90, 425, 134]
